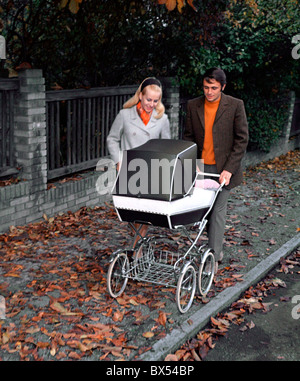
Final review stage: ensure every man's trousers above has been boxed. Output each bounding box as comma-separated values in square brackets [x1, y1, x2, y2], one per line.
[204, 164, 231, 262]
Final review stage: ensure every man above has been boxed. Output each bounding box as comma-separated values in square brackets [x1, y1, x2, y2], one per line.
[183, 67, 249, 272]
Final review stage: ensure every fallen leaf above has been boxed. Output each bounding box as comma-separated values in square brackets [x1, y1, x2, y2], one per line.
[158, 311, 167, 327]
[271, 278, 287, 288]
[2, 332, 10, 344]
[50, 301, 82, 316]
[165, 354, 178, 361]
[129, 298, 139, 306]
[112, 310, 124, 322]
[68, 351, 82, 359]
[191, 348, 201, 361]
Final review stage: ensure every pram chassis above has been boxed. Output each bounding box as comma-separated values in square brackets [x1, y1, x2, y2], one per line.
[107, 173, 224, 314]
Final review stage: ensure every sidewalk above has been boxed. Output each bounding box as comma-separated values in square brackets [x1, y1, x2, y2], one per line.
[0, 150, 299, 361]
[203, 247, 300, 361]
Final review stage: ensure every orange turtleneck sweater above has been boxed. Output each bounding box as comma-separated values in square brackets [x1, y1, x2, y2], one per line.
[201, 98, 220, 165]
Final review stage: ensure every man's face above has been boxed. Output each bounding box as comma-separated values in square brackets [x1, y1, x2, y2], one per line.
[203, 78, 225, 102]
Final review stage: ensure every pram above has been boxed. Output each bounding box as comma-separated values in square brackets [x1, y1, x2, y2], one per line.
[107, 140, 224, 313]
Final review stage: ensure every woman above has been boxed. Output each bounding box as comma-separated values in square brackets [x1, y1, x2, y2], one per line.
[107, 77, 171, 250]
[107, 77, 171, 171]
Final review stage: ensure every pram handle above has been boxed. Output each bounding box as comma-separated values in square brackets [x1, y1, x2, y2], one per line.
[196, 170, 226, 186]
[196, 170, 219, 178]
[184, 170, 224, 197]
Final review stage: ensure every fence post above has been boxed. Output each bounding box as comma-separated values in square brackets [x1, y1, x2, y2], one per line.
[284, 91, 296, 143]
[160, 77, 180, 139]
[0, 35, 8, 78]
[14, 69, 47, 194]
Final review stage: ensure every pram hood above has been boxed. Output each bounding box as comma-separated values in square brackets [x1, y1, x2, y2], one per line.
[112, 139, 197, 202]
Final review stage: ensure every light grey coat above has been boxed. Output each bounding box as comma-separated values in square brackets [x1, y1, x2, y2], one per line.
[106, 106, 171, 164]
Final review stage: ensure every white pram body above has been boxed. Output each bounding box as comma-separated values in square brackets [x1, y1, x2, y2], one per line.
[113, 180, 219, 229]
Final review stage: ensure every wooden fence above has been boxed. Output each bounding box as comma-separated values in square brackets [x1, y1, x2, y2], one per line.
[2, 73, 297, 183]
[0, 79, 19, 178]
[46, 85, 137, 180]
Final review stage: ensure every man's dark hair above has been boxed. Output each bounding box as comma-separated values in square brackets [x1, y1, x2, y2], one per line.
[203, 67, 227, 87]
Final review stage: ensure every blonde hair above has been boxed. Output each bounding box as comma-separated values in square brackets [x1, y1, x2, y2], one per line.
[123, 78, 165, 119]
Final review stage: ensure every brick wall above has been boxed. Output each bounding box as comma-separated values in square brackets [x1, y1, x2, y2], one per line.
[160, 77, 180, 139]
[0, 170, 115, 232]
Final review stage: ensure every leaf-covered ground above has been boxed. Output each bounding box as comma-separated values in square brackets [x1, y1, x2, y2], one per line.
[0, 150, 299, 361]
[165, 248, 300, 361]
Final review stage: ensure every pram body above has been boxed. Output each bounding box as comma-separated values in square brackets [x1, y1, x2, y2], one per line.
[107, 139, 224, 313]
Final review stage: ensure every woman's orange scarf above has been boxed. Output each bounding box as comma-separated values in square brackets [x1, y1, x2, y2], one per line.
[136, 101, 152, 125]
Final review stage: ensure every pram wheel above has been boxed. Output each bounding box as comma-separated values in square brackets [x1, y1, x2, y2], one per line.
[176, 264, 196, 314]
[198, 249, 215, 296]
[107, 253, 129, 298]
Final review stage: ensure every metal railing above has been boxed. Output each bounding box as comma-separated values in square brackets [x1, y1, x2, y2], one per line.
[46, 85, 137, 180]
[0, 79, 19, 178]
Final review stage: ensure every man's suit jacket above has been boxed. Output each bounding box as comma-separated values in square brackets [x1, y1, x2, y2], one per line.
[107, 106, 170, 164]
[183, 93, 249, 189]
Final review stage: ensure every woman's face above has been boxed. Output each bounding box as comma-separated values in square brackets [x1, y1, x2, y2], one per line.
[139, 87, 161, 114]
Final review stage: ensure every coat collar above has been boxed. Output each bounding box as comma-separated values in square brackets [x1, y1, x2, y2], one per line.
[197, 93, 229, 127]
[129, 106, 158, 130]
